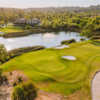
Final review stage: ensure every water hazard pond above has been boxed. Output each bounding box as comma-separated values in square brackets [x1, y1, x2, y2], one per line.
[0, 31, 87, 51]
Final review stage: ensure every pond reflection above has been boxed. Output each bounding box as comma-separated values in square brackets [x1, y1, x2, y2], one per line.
[0, 31, 87, 51]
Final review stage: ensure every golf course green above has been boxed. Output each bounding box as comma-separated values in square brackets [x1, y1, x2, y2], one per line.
[1, 41, 100, 99]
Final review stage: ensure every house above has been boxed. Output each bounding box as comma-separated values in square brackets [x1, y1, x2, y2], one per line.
[14, 18, 40, 26]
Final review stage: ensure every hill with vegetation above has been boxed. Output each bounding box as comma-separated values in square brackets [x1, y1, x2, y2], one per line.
[0, 6, 100, 38]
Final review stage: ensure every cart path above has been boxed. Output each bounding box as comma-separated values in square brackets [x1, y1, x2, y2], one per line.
[92, 72, 100, 100]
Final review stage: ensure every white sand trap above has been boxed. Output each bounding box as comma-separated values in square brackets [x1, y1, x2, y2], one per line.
[92, 72, 100, 100]
[54, 45, 69, 49]
[62, 56, 77, 61]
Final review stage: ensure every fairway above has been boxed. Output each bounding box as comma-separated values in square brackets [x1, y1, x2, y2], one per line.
[0, 25, 24, 33]
[1, 41, 100, 97]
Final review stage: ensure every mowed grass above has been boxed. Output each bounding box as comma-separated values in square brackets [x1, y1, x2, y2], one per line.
[0, 25, 24, 33]
[1, 41, 100, 97]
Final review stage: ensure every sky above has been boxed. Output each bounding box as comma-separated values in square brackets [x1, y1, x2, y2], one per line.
[0, 0, 100, 8]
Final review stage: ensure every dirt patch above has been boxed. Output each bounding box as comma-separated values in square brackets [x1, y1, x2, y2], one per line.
[0, 70, 28, 100]
[0, 70, 67, 100]
[0, 85, 12, 100]
[35, 90, 65, 100]
[6, 70, 28, 85]
[66, 91, 90, 100]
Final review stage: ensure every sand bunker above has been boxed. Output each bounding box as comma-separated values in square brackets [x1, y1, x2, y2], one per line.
[54, 45, 69, 49]
[62, 56, 77, 61]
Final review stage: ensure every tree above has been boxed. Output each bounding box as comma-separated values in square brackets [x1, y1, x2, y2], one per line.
[12, 81, 37, 100]
[0, 44, 8, 63]
[0, 68, 2, 77]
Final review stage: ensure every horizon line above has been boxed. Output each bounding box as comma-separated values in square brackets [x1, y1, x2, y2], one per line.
[0, 5, 99, 9]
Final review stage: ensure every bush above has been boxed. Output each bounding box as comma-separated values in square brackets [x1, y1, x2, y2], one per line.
[0, 69, 3, 85]
[61, 39, 76, 45]
[12, 77, 23, 87]
[0, 68, 8, 85]
[81, 29, 92, 37]
[0, 44, 8, 62]
[0, 68, 2, 77]
[25, 25, 33, 30]
[80, 38, 86, 41]
[12, 81, 37, 100]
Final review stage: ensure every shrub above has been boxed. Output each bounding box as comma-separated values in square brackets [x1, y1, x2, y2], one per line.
[0, 44, 8, 63]
[25, 25, 33, 30]
[0, 69, 8, 85]
[0, 69, 3, 85]
[13, 81, 17, 87]
[81, 29, 92, 37]
[12, 81, 37, 100]
[61, 39, 76, 45]
[12, 86, 24, 100]
[18, 77, 23, 83]
[0, 68, 2, 77]
[80, 38, 86, 41]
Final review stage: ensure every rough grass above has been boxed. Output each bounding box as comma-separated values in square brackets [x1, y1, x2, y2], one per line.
[0, 25, 24, 33]
[1, 41, 100, 99]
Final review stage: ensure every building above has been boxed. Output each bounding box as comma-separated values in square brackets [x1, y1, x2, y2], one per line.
[14, 18, 40, 26]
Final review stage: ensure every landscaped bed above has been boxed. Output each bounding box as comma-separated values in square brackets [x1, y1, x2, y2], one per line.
[1, 41, 100, 100]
